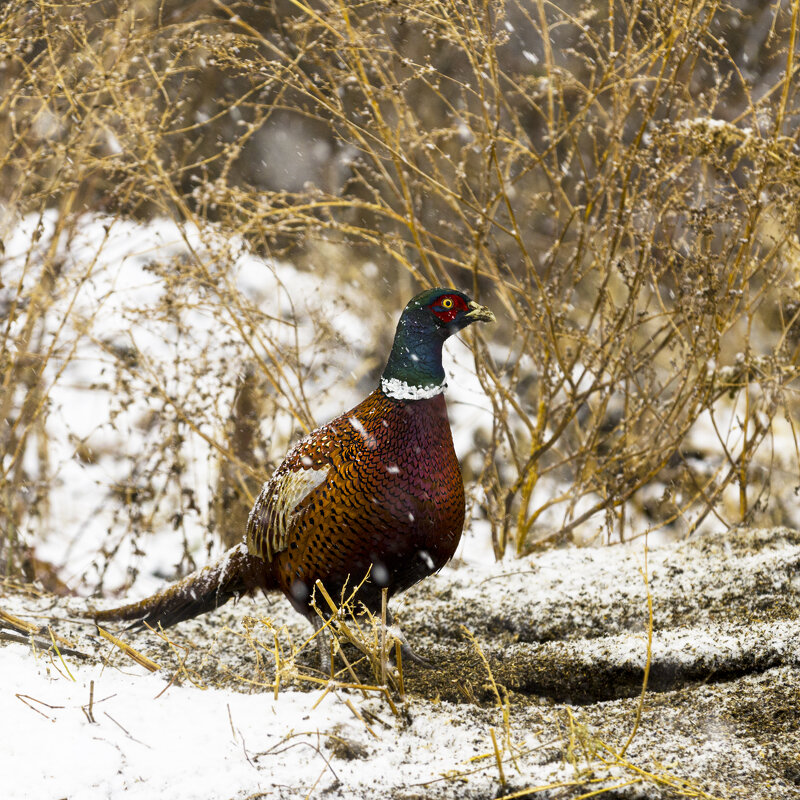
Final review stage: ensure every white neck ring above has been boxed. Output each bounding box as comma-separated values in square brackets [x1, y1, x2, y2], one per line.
[380, 376, 446, 400]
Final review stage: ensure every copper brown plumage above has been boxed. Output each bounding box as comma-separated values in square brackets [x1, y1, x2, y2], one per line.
[249, 390, 465, 620]
[86, 288, 495, 667]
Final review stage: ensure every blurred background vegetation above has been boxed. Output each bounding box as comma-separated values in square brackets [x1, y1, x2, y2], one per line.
[3, 0, 800, 594]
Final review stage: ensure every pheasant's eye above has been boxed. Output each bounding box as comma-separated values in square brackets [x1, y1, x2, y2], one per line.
[441, 297, 454, 309]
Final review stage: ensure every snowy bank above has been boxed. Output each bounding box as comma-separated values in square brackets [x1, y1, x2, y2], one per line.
[2, 525, 799, 799]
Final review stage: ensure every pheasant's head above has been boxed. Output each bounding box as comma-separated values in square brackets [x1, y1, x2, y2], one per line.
[381, 288, 495, 400]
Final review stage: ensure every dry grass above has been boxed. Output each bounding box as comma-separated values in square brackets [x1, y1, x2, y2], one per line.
[2, 0, 800, 580]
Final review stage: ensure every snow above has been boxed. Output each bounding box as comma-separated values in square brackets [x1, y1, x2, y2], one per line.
[0, 214, 387, 588]
[4, 647, 471, 799]
[0, 616, 555, 800]
[5, 211, 800, 798]
[4, 526, 800, 799]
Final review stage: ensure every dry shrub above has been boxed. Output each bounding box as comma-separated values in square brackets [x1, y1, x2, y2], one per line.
[2, 0, 800, 585]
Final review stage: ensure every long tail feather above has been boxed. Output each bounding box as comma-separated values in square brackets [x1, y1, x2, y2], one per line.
[85, 544, 271, 630]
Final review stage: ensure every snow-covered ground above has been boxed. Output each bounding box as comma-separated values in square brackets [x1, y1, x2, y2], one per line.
[0, 210, 511, 798]
[3, 525, 800, 799]
[2, 644, 529, 800]
[4, 212, 800, 799]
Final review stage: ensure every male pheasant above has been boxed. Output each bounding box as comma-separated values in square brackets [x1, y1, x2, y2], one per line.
[88, 288, 494, 667]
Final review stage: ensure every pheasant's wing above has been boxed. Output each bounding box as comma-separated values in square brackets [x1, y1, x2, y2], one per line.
[246, 431, 334, 562]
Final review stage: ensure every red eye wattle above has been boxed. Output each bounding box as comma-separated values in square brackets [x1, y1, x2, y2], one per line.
[430, 294, 467, 322]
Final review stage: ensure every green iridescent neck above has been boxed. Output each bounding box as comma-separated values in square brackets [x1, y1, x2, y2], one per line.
[380, 308, 447, 399]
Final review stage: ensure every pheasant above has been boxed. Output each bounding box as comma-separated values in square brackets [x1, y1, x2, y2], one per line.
[87, 287, 495, 668]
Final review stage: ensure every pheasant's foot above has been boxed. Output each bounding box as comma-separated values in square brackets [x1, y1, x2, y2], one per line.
[385, 618, 433, 669]
[397, 640, 433, 669]
[311, 615, 333, 676]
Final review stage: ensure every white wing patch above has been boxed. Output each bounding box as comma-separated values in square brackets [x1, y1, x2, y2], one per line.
[258, 465, 329, 558]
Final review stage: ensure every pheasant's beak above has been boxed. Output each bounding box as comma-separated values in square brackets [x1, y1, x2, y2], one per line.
[465, 300, 496, 323]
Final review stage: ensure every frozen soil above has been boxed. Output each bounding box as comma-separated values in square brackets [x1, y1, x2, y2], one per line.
[2, 526, 800, 799]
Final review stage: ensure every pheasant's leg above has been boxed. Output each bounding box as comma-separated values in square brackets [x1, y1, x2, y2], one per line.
[386, 609, 433, 669]
[311, 615, 333, 676]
